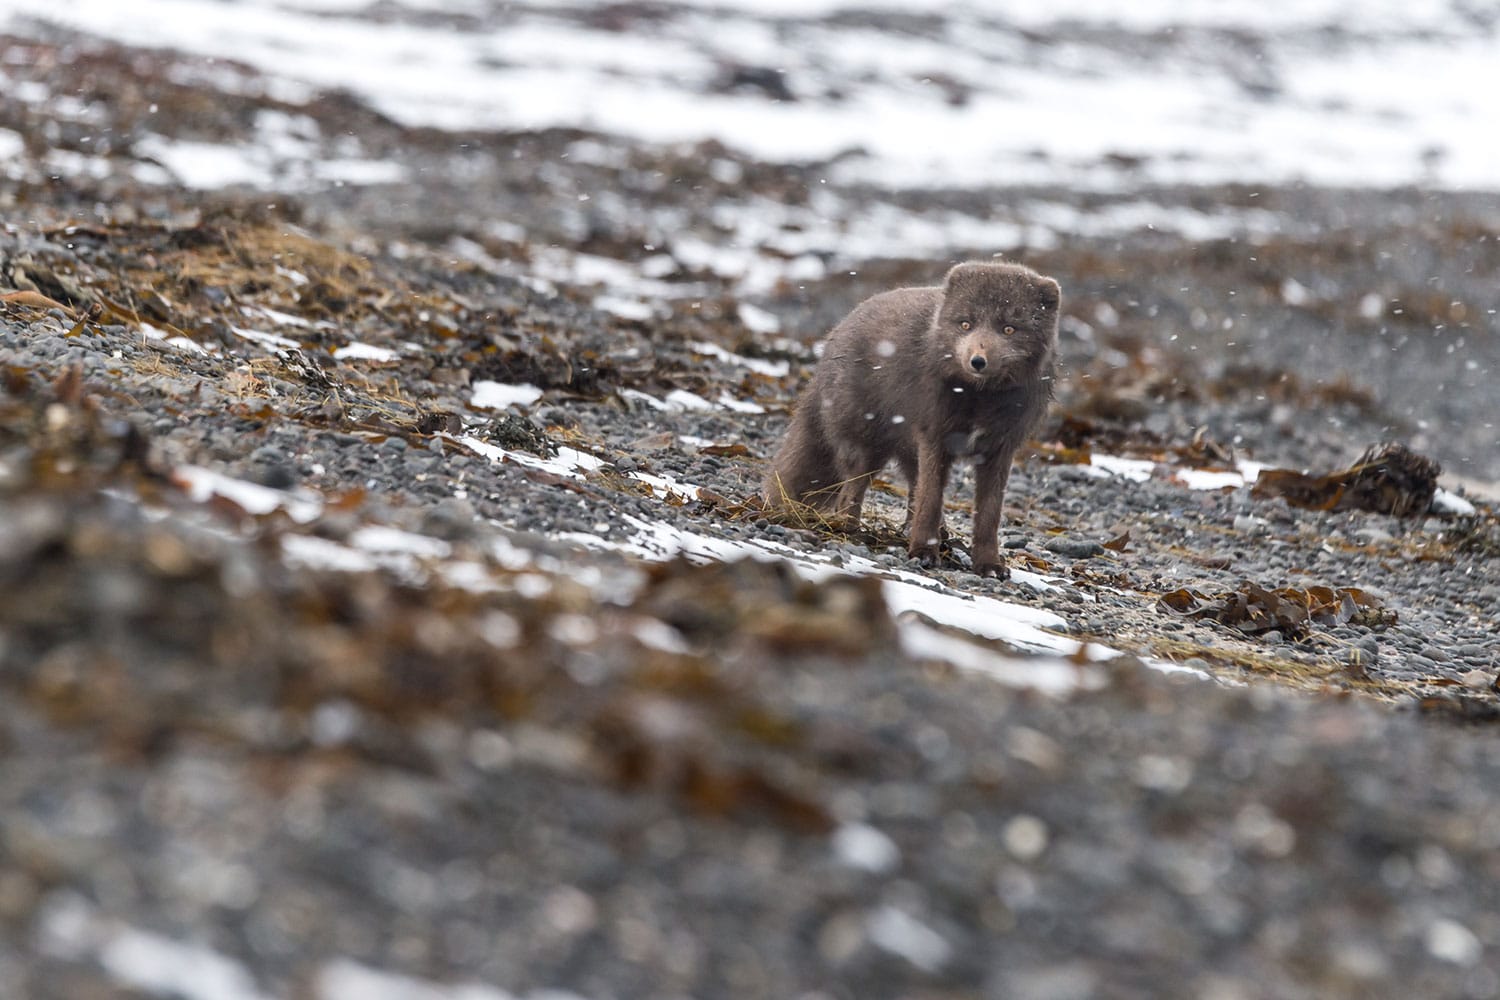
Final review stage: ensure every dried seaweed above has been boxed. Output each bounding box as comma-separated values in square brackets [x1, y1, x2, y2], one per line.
[1159, 582, 1394, 640]
[481, 412, 556, 457]
[1251, 442, 1439, 517]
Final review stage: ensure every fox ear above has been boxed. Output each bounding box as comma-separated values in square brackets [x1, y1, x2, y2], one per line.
[943, 263, 971, 289]
[1034, 276, 1061, 309]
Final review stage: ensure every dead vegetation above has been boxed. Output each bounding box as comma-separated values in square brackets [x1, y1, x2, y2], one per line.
[1252, 442, 1441, 517]
[1158, 582, 1393, 640]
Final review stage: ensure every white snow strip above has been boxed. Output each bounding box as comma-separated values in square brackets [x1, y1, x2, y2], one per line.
[1071, 454, 1277, 492]
[1432, 488, 1476, 517]
[133, 136, 276, 189]
[716, 394, 765, 414]
[568, 515, 1216, 684]
[316, 958, 520, 1000]
[1088, 454, 1155, 483]
[664, 388, 715, 411]
[281, 530, 502, 589]
[98, 927, 276, 1000]
[471, 381, 544, 410]
[251, 305, 314, 328]
[569, 515, 1129, 686]
[593, 294, 657, 321]
[460, 435, 606, 479]
[438, 559, 504, 593]
[832, 822, 900, 875]
[315, 158, 407, 185]
[43, 149, 112, 180]
[140, 322, 212, 355]
[38, 897, 275, 1000]
[737, 302, 781, 335]
[0, 128, 22, 161]
[174, 466, 322, 522]
[881, 576, 1090, 659]
[280, 534, 381, 573]
[461, 434, 702, 502]
[1173, 468, 1247, 491]
[348, 525, 453, 558]
[615, 387, 758, 415]
[231, 325, 300, 350]
[333, 342, 400, 362]
[630, 618, 693, 655]
[867, 906, 951, 973]
[565, 514, 775, 565]
[689, 341, 790, 378]
[899, 619, 1101, 696]
[619, 388, 672, 411]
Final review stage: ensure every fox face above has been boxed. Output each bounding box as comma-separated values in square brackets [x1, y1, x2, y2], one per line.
[936, 262, 1059, 385]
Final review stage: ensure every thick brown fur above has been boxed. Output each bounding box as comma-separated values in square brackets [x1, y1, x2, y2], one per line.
[764, 261, 1060, 577]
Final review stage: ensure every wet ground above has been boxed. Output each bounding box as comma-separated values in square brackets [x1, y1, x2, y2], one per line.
[3, 8, 1500, 1000]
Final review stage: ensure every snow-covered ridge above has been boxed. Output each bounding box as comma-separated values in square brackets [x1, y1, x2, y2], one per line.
[7, 0, 1498, 192]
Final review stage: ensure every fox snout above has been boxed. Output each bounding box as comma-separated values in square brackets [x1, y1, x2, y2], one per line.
[956, 329, 1011, 378]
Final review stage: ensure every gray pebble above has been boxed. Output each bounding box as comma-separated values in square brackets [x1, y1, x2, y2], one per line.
[1044, 536, 1105, 559]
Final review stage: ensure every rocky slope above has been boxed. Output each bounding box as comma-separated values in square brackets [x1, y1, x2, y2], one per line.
[3, 16, 1500, 1000]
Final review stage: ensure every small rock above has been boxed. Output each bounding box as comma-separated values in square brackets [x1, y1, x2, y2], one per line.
[1044, 536, 1105, 559]
[249, 463, 298, 491]
[1459, 669, 1495, 690]
[1232, 514, 1267, 534]
[422, 496, 478, 539]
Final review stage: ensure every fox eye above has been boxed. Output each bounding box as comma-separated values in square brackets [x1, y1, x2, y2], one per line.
[959, 321, 971, 331]
[1003, 325, 1016, 335]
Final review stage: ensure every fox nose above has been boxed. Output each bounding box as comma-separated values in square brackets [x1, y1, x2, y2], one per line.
[969, 355, 986, 372]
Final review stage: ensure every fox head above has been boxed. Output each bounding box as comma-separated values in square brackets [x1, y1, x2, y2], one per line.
[935, 262, 1060, 385]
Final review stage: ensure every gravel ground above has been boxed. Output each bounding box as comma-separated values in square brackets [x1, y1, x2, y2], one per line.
[3, 21, 1500, 1000]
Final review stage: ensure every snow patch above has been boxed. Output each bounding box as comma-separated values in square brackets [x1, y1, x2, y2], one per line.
[101, 928, 277, 1000]
[1173, 468, 1248, 491]
[897, 619, 1102, 696]
[173, 466, 322, 522]
[832, 822, 900, 875]
[134, 136, 277, 189]
[316, 958, 522, 1000]
[1432, 488, 1476, 517]
[737, 302, 781, 334]
[867, 905, 951, 973]
[593, 294, 657, 321]
[471, 381, 544, 410]
[15, 0, 1500, 193]
[0, 128, 22, 160]
[689, 340, 790, 378]
[333, 342, 400, 362]
[231, 325, 300, 350]
[280, 534, 381, 573]
[1089, 454, 1155, 483]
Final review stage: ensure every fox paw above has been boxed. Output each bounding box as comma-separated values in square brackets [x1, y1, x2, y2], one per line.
[909, 544, 941, 568]
[973, 559, 1010, 580]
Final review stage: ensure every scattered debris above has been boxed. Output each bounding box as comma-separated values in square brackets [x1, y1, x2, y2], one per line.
[1158, 583, 1395, 640]
[482, 412, 556, 457]
[1252, 442, 1440, 517]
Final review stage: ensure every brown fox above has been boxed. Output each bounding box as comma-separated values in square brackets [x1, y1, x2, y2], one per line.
[764, 261, 1060, 578]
